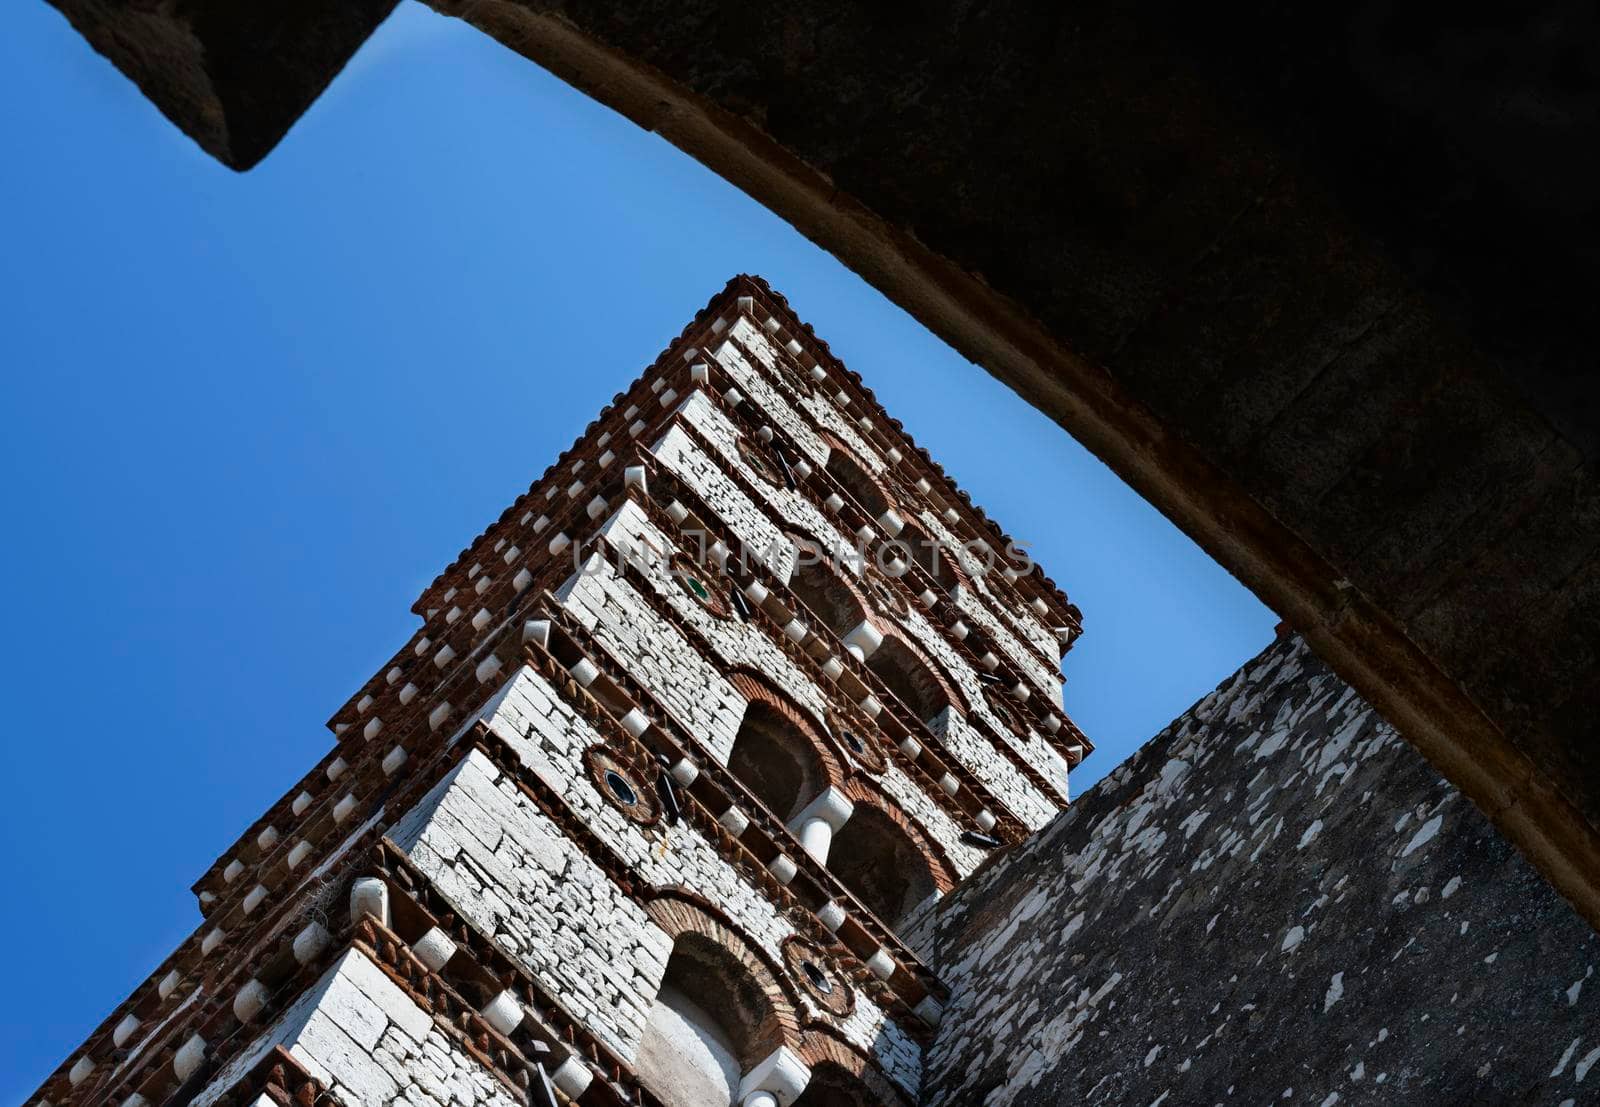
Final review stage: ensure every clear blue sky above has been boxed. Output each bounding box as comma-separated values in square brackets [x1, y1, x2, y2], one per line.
[0, 2, 1273, 1096]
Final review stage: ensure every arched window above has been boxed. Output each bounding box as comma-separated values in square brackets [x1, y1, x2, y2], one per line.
[637, 934, 780, 1107]
[824, 446, 889, 520]
[898, 519, 959, 594]
[729, 701, 827, 822]
[790, 1065, 878, 1107]
[865, 636, 952, 726]
[787, 558, 864, 642]
[827, 806, 939, 931]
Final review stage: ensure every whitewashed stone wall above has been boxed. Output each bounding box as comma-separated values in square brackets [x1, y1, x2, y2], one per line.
[391, 665, 925, 1094]
[389, 752, 669, 1058]
[567, 502, 987, 878]
[194, 949, 520, 1107]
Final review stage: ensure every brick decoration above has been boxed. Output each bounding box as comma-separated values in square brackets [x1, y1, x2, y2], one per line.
[728, 668, 848, 789]
[642, 890, 805, 1058]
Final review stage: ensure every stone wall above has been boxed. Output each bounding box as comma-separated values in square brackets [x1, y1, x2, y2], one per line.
[391, 663, 926, 1093]
[194, 949, 521, 1107]
[918, 635, 1600, 1106]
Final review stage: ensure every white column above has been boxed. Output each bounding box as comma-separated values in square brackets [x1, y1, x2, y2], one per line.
[841, 620, 883, 661]
[738, 1046, 811, 1107]
[787, 786, 855, 864]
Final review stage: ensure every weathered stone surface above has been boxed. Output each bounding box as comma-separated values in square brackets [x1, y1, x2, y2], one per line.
[920, 635, 1600, 1105]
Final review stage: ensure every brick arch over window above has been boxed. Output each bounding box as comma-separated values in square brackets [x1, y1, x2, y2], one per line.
[728, 670, 848, 821]
[866, 631, 969, 724]
[821, 435, 893, 521]
[642, 892, 804, 1059]
[838, 781, 960, 898]
[796, 1032, 915, 1107]
[896, 515, 971, 594]
[785, 547, 870, 642]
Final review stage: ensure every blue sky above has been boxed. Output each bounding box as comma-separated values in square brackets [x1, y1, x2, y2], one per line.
[0, 2, 1273, 1096]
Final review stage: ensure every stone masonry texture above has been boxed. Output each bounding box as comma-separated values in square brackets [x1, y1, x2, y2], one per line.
[919, 635, 1600, 1106]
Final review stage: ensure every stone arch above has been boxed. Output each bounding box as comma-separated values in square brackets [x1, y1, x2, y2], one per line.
[833, 783, 958, 917]
[822, 435, 892, 520]
[640, 893, 804, 1106]
[796, 1032, 914, 1107]
[865, 632, 966, 725]
[786, 551, 870, 642]
[896, 516, 968, 594]
[728, 670, 846, 821]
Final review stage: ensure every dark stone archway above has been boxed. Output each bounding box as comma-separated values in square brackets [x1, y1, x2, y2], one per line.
[40, 0, 1600, 929]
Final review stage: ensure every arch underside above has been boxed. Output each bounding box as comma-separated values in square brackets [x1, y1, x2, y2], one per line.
[43, 0, 1600, 930]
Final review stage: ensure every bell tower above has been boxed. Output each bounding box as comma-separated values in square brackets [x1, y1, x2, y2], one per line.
[31, 276, 1090, 1107]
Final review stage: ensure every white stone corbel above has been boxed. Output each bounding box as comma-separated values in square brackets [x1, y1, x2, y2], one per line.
[286, 840, 313, 869]
[233, 978, 269, 1022]
[976, 809, 997, 832]
[112, 1013, 141, 1048]
[743, 580, 770, 605]
[293, 921, 331, 964]
[1044, 714, 1062, 733]
[332, 793, 357, 823]
[782, 617, 809, 643]
[898, 736, 923, 759]
[474, 575, 492, 595]
[624, 465, 648, 495]
[586, 495, 609, 520]
[172, 1034, 207, 1081]
[242, 884, 268, 914]
[412, 926, 458, 972]
[568, 658, 599, 687]
[158, 969, 182, 1000]
[669, 758, 699, 787]
[823, 492, 844, 514]
[512, 567, 533, 592]
[68, 1056, 95, 1086]
[326, 757, 348, 782]
[939, 773, 960, 796]
[362, 716, 383, 740]
[738, 1045, 812, 1107]
[481, 989, 524, 1036]
[522, 619, 551, 647]
[445, 606, 463, 624]
[767, 853, 798, 885]
[382, 746, 408, 776]
[428, 701, 454, 731]
[865, 948, 897, 981]
[201, 927, 225, 956]
[223, 859, 244, 884]
[292, 790, 313, 817]
[885, 447, 903, 465]
[256, 826, 280, 851]
[350, 877, 389, 926]
[788, 786, 855, 863]
[548, 532, 571, 556]
[471, 607, 491, 630]
[841, 621, 883, 661]
[399, 682, 419, 705]
[551, 1055, 594, 1099]
[858, 694, 883, 718]
[819, 656, 845, 681]
[356, 694, 373, 714]
[815, 900, 847, 932]
[950, 619, 969, 640]
[809, 364, 827, 383]
[433, 643, 457, 668]
[914, 994, 945, 1026]
[475, 655, 503, 683]
[718, 807, 751, 837]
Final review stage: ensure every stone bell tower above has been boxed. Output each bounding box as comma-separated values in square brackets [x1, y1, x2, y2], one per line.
[30, 276, 1091, 1107]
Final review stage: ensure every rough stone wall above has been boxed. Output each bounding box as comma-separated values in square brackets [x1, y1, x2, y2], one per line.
[709, 319, 1064, 699]
[390, 666, 925, 1091]
[650, 379, 1065, 825]
[194, 949, 519, 1107]
[918, 635, 1600, 1106]
[572, 501, 991, 878]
